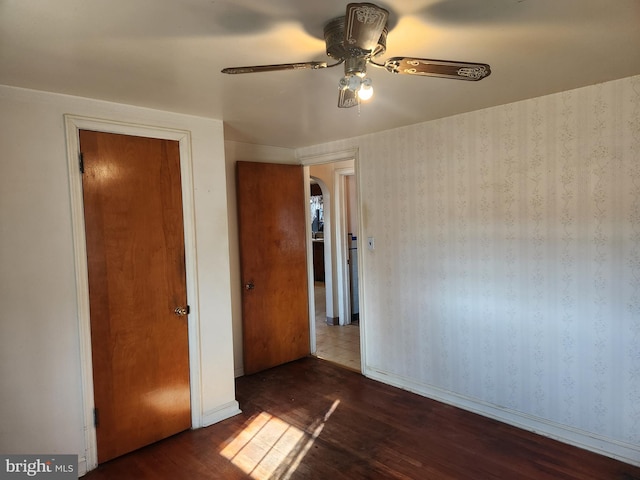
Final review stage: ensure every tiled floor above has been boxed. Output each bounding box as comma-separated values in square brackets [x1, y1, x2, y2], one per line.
[313, 282, 361, 371]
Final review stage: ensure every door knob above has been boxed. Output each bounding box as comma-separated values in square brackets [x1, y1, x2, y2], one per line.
[174, 306, 190, 316]
[245, 281, 255, 290]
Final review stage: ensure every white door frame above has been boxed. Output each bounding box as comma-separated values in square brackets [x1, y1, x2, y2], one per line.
[334, 166, 355, 326]
[64, 115, 203, 473]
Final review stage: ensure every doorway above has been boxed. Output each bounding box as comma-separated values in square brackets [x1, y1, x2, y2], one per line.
[64, 115, 204, 472]
[306, 154, 362, 372]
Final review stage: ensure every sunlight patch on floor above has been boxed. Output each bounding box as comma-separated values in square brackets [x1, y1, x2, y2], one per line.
[220, 400, 340, 479]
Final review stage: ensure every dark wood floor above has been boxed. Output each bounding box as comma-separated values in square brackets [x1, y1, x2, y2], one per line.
[84, 357, 640, 479]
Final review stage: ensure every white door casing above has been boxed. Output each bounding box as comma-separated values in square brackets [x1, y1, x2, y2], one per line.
[64, 115, 203, 473]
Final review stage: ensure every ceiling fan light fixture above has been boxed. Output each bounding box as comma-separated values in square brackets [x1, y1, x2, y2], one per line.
[357, 77, 373, 100]
[339, 74, 362, 92]
[338, 75, 373, 102]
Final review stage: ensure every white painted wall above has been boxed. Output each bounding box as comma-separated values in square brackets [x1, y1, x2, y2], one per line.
[223, 140, 297, 377]
[297, 75, 640, 465]
[0, 86, 238, 474]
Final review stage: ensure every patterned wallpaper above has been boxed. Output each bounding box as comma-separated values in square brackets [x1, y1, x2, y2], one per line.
[298, 75, 640, 456]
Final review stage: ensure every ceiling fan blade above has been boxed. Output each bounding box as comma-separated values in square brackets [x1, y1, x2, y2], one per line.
[344, 3, 389, 55]
[384, 57, 491, 81]
[338, 88, 358, 108]
[221, 61, 328, 74]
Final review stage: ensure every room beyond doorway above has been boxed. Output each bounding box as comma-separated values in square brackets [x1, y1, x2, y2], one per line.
[314, 282, 360, 371]
[306, 153, 362, 372]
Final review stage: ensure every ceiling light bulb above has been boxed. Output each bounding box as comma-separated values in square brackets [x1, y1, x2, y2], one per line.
[357, 78, 373, 101]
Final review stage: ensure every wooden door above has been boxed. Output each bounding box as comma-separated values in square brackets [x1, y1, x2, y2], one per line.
[80, 130, 191, 463]
[236, 162, 310, 375]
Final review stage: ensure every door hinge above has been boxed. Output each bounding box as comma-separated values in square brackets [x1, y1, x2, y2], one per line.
[79, 152, 84, 174]
[93, 407, 99, 427]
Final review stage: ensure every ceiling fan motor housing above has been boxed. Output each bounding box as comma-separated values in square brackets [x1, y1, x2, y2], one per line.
[323, 16, 388, 62]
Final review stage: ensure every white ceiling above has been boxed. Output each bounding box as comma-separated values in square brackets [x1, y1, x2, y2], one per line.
[2, 0, 639, 149]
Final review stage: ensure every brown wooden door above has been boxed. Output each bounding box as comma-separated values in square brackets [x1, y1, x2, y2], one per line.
[80, 130, 191, 463]
[236, 162, 310, 375]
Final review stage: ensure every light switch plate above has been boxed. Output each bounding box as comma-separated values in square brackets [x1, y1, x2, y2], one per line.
[367, 236, 375, 251]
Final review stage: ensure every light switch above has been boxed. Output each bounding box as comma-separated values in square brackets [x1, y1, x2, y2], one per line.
[367, 236, 375, 251]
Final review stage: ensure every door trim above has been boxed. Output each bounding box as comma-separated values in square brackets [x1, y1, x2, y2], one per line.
[303, 175, 316, 354]
[334, 166, 355, 326]
[64, 115, 203, 473]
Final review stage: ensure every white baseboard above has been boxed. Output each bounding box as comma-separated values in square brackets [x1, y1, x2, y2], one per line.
[363, 365, 640, 467]
[202, 401, 242, 428]
[78, 456, 87, 477]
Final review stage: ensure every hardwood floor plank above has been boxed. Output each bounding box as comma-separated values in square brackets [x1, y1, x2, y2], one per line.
[83, 357, 640, 479]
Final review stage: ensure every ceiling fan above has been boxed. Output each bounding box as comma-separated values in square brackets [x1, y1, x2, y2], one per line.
[221, 2, 491, 108]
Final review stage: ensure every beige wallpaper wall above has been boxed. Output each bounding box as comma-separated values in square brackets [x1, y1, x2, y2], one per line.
[297, 74, 640, 461]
